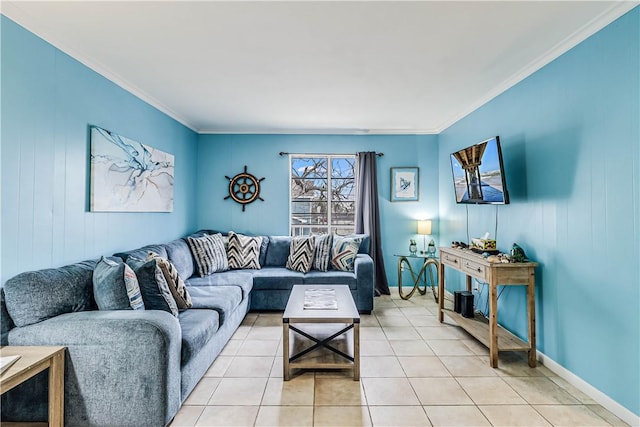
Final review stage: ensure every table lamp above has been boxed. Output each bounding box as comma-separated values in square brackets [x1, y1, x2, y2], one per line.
[417, 220, 432, 255]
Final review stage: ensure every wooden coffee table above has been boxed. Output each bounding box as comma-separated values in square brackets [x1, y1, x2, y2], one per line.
[0, 346, 65, 427]
[282, 285, 360, 380]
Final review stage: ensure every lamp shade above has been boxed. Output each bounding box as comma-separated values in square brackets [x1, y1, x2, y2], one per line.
[417, 220, 432, 235]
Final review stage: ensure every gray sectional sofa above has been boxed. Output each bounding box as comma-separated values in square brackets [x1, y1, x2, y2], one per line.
[0, 230, 374, 426]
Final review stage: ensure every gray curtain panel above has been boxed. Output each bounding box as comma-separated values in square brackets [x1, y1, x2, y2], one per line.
[355, 151, 390, 295]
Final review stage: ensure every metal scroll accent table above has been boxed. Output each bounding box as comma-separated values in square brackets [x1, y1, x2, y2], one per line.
[394, 254, 439, 302]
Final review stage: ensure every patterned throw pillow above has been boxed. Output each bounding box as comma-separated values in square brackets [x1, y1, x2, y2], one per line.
[93, 257, 145, 310]
[331, 236, 362, 271]
[147, 252, 192, 309]
[187, 233, 229, 276]
[126, 256, 179, 317]
[312, 234, 333, 272]
[227, 231, 262, 270]
[286, 236, 316, 273]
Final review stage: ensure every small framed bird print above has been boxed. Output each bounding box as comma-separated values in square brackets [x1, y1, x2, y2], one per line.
[391, 167, 419, 202]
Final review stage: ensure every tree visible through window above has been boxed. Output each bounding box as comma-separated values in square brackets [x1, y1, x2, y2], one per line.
[290, 155, 357, 236]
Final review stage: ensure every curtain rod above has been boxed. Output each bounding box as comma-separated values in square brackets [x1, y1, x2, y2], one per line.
[279, 152, 383, 157]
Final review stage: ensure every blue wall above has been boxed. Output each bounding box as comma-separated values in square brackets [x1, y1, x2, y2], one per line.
[438, 8, 639, 415]
[196, 134, 439, 285]
[0, 17, 199, 283]
[3, 5, 639, 417]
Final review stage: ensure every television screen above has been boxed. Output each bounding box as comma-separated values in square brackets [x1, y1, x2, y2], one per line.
[450, 136, 509, 204]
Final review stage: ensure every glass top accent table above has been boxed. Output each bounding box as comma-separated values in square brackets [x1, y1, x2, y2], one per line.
[393, 254, 439, 302]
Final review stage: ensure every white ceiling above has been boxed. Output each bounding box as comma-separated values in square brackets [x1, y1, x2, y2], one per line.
[2, 1, 637, 134]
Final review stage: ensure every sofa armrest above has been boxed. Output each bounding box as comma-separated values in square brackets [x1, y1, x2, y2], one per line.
[5, 310, 182, 427]
[354, 254, 374, 313]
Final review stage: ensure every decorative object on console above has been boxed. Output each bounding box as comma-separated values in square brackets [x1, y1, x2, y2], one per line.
[510, 243, 526, 262]
[90, 126, 174, 212]
[417, 219, 432, 254]
[390, 167, 419, 202]
[224, 165, 265, 211]
[427, 239, 436, 256]
[409, 239, 417, 255]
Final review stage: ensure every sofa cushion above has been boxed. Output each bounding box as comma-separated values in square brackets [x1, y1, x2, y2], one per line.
[187, 233, 229, 276]
[265, 236, 291, 267]
[113, 244, 168, 263]
[186, 271, 254, 299]
[350, 234, 371, 254]
[126, 256, 179, 317]
[147, 253, 192, 309]
[227, 232, 262, 269]
[331, 236, 362, 271]
[165, 238, 195, 280]
[93, 257, 145, 310]
[304, 271, 357, 290]
[3, 259, 98, 327]
[286, 236, 315, 273]
[313, 234, 333, 272]
[178, 309, 220, 365]
[251, 268, 305, 290]
[187, 286, 243, 325]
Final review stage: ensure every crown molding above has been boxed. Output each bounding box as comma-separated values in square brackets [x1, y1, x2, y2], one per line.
[435, 1, 640, 134]
[1, 3, 199, 133]
[4, 1, 637, 136]
[198, 128, 439, 135]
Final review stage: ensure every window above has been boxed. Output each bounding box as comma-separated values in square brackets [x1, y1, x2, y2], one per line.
[290, 155, 357, 236]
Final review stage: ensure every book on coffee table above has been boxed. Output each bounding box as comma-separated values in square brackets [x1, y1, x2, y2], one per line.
[303, 288, 338, 310]
[0, 355, 21, 375]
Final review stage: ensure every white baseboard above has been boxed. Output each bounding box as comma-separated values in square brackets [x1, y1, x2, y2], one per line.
[436, 289, 638, 425]
[537, 351, 640, 426]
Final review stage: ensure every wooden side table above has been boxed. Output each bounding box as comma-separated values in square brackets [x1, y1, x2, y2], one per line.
[438, 247, 537, 368]
[1, 346, 66, 427]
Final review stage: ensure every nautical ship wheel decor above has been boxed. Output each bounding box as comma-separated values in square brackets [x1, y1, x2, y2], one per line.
[224, 165, 265, 211]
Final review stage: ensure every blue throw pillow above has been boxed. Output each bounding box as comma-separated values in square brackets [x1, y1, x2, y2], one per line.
[126, 256, 179, 317]
[93, 257, 145, 310]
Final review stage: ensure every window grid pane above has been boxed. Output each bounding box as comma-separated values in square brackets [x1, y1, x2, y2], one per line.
[290, 155, 356, 236]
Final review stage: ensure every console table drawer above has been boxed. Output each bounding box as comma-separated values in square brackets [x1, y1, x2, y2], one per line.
[461, 259, 487, 280]
[441, 253, 461, 268]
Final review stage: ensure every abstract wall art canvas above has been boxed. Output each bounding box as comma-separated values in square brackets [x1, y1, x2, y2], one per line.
[90, 126, 174, 212]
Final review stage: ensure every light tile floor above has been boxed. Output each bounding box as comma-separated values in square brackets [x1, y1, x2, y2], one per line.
[170, 289, 629, 427]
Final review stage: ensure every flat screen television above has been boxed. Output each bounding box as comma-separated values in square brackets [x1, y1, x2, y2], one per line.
[450, 136, 510, 204]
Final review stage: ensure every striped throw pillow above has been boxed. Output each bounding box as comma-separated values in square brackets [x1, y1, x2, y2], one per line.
[147, 252, 192, 309]
[187, 233, 229, 276]
[312, 234, 333, 271]
[286, 235, 316, 273]
[227, 232, 262, 270]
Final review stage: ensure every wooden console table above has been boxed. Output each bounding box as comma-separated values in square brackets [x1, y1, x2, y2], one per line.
[1, 346, 65, 427]
[438, 247, 537, 368]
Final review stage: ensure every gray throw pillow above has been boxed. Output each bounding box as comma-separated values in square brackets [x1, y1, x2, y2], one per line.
[126, 256, 179, 317]
[93, 257, 145, 310]
[312, 234, 333, 272]
[187, 233, 229, 276]
[286, 235, 316, 273]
